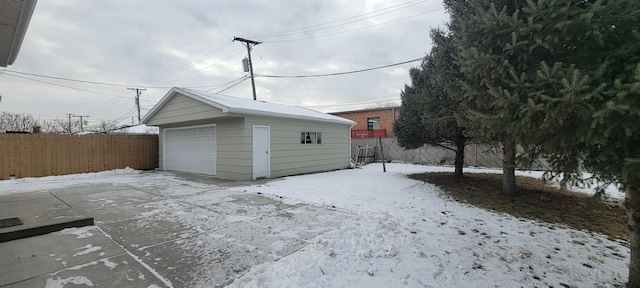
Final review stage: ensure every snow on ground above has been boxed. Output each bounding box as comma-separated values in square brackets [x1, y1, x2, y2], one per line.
[0, 163, 629, 287]
[0, 168, 143, 196]
[228, 164, 628, 287]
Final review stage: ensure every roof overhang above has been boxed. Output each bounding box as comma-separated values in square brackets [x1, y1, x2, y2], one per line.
[142, 87, 356, 127]
[0, 0, 38, 67]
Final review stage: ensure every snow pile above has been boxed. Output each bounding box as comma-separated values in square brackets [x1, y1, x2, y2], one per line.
[111, 124, 159, 134]
[0, 168, 141, 196]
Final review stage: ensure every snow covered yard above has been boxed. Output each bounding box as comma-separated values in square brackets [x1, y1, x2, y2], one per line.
[228, 163, 629, 288]
[0, 163, 629, 287]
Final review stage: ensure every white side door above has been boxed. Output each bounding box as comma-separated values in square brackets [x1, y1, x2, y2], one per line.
[252, 125, 270, 179]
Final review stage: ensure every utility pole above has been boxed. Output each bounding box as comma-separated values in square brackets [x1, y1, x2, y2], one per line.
[233, 37, 262, 100]
[73, 115, 90, 132]
[66, 113, 74, 134]
[127, 87, 146, 124]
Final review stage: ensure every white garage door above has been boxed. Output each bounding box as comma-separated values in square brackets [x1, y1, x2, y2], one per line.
[164, 125, 216, 175]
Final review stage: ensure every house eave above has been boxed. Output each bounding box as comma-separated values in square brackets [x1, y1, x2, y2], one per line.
[143, 87, 356, 127]
[0, 0, 38, 67]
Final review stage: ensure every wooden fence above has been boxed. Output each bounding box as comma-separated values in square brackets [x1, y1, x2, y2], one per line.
[0, 134, 158, 180]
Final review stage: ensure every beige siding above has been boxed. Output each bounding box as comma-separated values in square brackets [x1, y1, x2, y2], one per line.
[151, 98, 351, 181]
[146, 94, 226, 126]
[158, 118, 252, 181]
[244, 115, 351, 178]
[215, 118, 252, 181]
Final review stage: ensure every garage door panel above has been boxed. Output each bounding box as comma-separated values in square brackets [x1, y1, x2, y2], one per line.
[164, 126, 216, 175]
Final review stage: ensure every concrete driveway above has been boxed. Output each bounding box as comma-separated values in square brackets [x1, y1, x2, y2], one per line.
[0, 171, 353, 287]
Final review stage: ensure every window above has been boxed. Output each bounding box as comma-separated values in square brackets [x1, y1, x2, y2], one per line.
[367, 117, 381, 130]
[300, 132, 322, 144]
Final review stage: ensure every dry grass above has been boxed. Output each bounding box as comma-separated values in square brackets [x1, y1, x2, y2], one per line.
[409, 172, 628, 241]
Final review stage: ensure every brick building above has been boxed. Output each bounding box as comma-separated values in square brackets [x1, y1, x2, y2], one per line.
[331, 107, 400, 138]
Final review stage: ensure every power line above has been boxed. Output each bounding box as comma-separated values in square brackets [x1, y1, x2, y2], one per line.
[255, 51, 303, 105]
[0, 68, 249, 90]
[144, 41, 234, 84]
[249, 0, 426, 39]
[260, 9, 444, 43]
[206, 76, 249, 92]
[213, 76, 250, 94]
[2, 72, 155, 124]
[203, 76, 251, 92]
[257, 57, 422, 78]
[2, 72, 154, 101]
[85, 97, 129, 116]
[2, 69, 134, 87]
[112, 105, 138, 124]
[156, 49, 246, 84]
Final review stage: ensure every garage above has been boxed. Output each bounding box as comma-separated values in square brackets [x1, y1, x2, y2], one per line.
[164, 125, 216, 175]
[142, 87, 355, 181]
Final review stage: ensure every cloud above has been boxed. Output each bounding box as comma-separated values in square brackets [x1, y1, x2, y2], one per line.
[0, 0, 448, 123]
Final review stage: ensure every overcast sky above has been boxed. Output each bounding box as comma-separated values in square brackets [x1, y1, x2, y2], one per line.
[0, 0, 448, 126]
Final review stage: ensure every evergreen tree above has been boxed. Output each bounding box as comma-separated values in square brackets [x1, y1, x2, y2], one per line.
[446, 0, 640, 284]
[394, 29, 467, 178]
[445, 0, 528, 195]
[519, 1, 640, 284]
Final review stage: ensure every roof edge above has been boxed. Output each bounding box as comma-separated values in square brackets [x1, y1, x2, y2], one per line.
[8, 0, 38, 65]
[143, 87, 355, 126]
[229, 107, 355, 126]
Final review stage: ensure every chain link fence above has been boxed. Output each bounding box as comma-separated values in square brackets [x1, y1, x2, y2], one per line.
[352, 138, 548, 170]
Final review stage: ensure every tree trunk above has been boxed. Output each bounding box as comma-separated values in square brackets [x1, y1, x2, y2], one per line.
[627, 181, 640, 287]
[454, 129, 466, 179]
[502, 140, 517, 196]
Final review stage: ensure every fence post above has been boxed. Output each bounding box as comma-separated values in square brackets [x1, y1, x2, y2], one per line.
[379, 137, 386, 172]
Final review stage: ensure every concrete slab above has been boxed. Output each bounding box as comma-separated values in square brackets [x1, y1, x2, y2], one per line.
[100, 201, 231, 251]
[48, 183, 133, 197]
[131, 182, 219, 198]
[154, 171, 271, 188]
[79, 200, 166, 225]
[54, 193, 166, 225]
[0, 190, 52, 202]
[0, 171, 353, 287]
[0, 226, 124, 286]
[134, 222, 299, 288]
[0, 192, 94, 243]
[5, 254, 169, 288]
[0, 193, 69, 217]
[52, 186, 158, 207]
